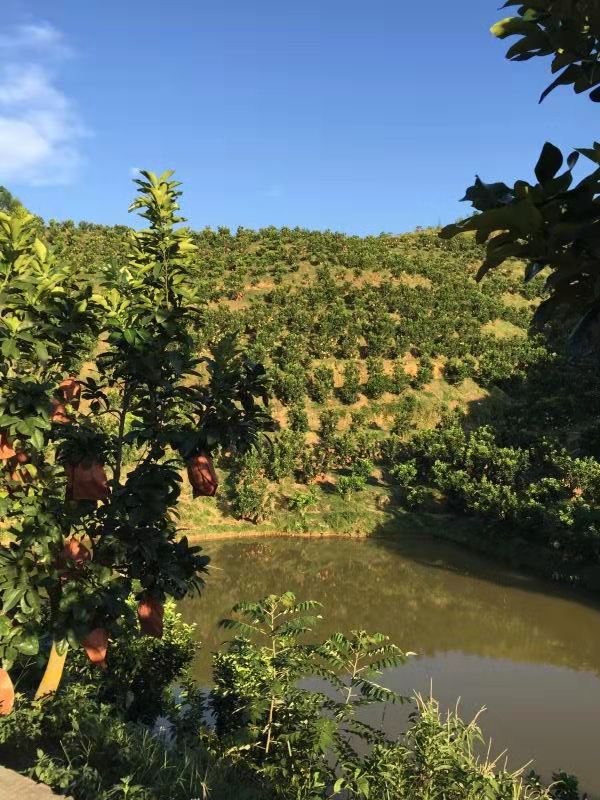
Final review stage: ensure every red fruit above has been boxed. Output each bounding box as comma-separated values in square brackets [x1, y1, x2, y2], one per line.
[0, 669, 14, 715]
[50, 398, 70, 424]
[51, 377, 81, 423]
[66, 462, 110, 502]
[186, 452, 218, 498]
[61, 537, 91, 567]
[82, 628, 108, 667]
[59, 377, 81, 410]
[137, 593, 164, 639]
[0, 432, 16, 460]
[8, 452, 31, 486]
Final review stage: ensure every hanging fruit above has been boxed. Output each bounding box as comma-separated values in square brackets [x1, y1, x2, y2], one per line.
[0, 669, 14, 716]
[50, 398, 71, 424]
[187, 452, 218, 497]
[65, 462, 110, 502]
[82, 628, 108, 667]
[0, 432, 16, 460]
[137, 593, 164, 638]
[8, 451, 31, 487]
[61, 537, 91, 567]
[51, 376, 81, 424]
[59, 377, 81, 410]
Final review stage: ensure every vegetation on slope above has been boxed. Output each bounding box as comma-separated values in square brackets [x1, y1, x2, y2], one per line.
[38, 219, 600, 579]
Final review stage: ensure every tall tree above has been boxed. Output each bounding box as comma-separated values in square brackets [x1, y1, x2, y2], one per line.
[0, 171, 270, 706]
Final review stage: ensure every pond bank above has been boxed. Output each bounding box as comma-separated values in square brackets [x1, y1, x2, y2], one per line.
[186, 510, 600, 595]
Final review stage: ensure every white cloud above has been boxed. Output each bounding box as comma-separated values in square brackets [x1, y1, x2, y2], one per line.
[0, 22, 85, 186]
[0, 22, 71, 59]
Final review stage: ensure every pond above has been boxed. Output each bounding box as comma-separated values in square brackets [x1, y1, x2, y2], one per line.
[179, 533, 600, 798]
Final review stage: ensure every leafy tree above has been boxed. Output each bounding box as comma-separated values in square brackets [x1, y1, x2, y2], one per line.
[286, 488, 318, 532]
[444, 355, 475, 385]
[211, 593, 408, 799]
[364, 357, 389, 399]
[338, 360, 361, 404]
[442, 2, 600, 353]
[288, 402, 309, 433]
[226, 448, 273, 523]
[336, 474, 367, 498]
[0, 171, 270, 705]
[391, 394, 417, 436]
[308, 364, 335, 404]
[492, 2, 600, 102]
[390, 361, 410, 394]
[0, 186, 23, 215]
[411, 355, 434, 389]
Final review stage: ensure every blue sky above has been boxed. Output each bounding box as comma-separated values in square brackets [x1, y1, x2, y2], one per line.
[0, 1, 593, 234]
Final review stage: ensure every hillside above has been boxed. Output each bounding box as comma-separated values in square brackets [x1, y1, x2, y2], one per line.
[43, 221, 600, 572]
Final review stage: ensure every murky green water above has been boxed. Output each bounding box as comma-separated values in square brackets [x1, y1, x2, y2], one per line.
[179, 534, 600, 797]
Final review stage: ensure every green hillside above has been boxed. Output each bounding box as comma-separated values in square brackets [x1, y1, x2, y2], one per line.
[42, 221, 600, 576]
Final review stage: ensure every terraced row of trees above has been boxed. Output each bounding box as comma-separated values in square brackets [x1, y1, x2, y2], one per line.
[18, 213, 595, 571]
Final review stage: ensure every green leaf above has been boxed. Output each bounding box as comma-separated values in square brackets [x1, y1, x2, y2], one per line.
[2, 586, 24, 613]
[15, 632, 39, 656]
[534, 142, 563, 184]
[1, 339, 18, 359]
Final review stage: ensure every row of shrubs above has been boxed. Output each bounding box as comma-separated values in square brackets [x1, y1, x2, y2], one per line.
[389, 419, 600, 565]
[220, 402, 600, 567]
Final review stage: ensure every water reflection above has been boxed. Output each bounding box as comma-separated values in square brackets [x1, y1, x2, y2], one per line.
[179, 534, 600, 797]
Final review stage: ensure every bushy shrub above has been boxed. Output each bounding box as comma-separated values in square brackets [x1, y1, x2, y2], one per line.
[336, 474, 367, 497]
[364, 357, 389, 399]
[0, 685, 261, 800]
[288, 402, 309, 433]
[65, 599, 197, 722]
[226, 450, 273, 523]
[271, 366, 306, 405]
[1, 592, 579, 800]
[266, 430, 305, 481]
[211, 593, 409, 799]
[389, 418, 600, 562]
[444, 355, 475, 385]
[390, 362, 411, 394]
[209, 594, 563, 800]
[308, 365, 335, 403]
[411, 355, 434, 389]
[338, 360, 361, 404]
[391, 394, 417, 436]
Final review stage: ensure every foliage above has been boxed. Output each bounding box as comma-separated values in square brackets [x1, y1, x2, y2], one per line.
[208, 594, 564, 799]
[211, 592, 409, 799]
[0, 606, 261, 800]
[0, 172, 271, 693]
[308, 365, 335, 404]
[442, 2, 600, 356]
[410, 355, 434, 390]
[0, 591, 580, 800]
[491, 2, 600, 102]
[288, 402, 309, 433]
[338, 361, 361, 404]
[389, 416, 600, 564]
[0, 685, 262, 800]
[286, 489, 318, 532]
[64, 598, 197, 722]
[364, 357, 389, 400]
[225, 449, 273, 523]
[9, 181, 600, 560]
[336, 474, 367, 498]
